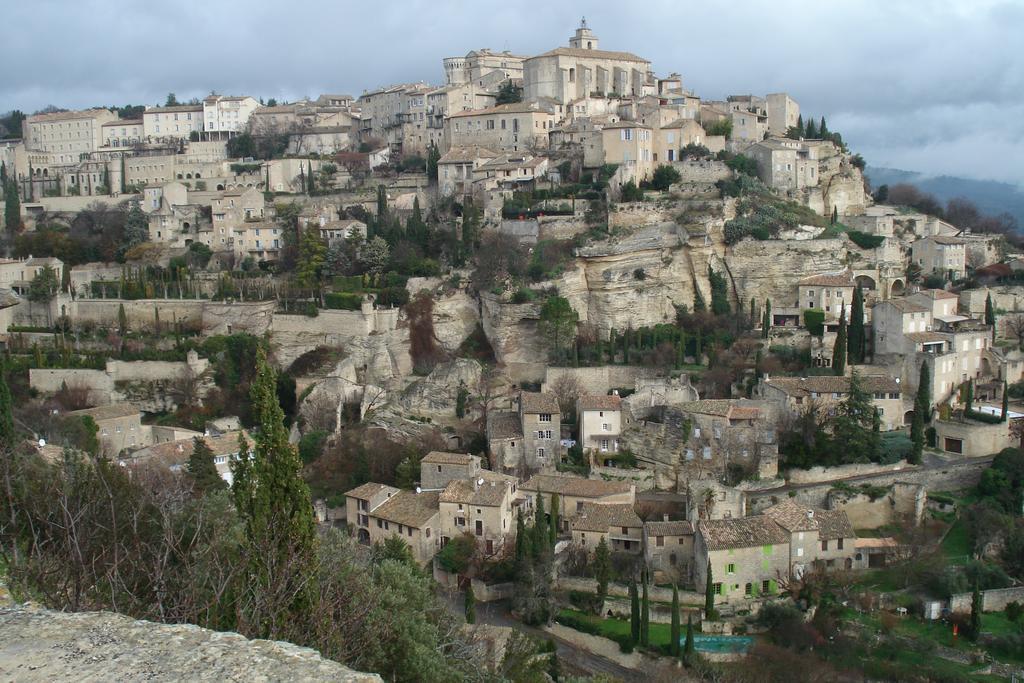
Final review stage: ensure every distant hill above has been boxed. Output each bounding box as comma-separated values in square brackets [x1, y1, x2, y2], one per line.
[866, 167, 1024, 228]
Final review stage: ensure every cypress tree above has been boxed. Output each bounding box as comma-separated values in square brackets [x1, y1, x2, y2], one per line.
[4, 174, 21, 235]
[820, 116, 829, 137]
[120, 155, 127, 193]
[231, 347, 317, 637]
[805, 118, 818, 139]
[187, 436, 226, 493]
[515, 509, 527, 562]
[549, 493, 559, 546]
[640, 567, 650, 646]
[117, 303, 127, 336]
[464, 586, 476, 624]
[704, 561, 715, 617]
[796, 114, 804, 137]
[833, 304, 847, 376]
[965, 380, 974, 413]
[299, 166, 306, 194]
[532, 493, 546, 559]
[969, 581, 982, 641]
[0, 360, 14, 446]
[985, 293, 996, 342]
[670, 583, 681, 657]
[909, 403, 924, 465]
[684, 614, 695, 661]
[831, 206, 838, 225]
[307, 161, 315, 194]
[762, 299, 771, 339]
[376, 184, 388, 224]
[27, 164, 34, 201]
[849, 287, 865, 364]
[594, 538, 611, 607]
[629, 578, 640, 644]
[1002, 381, 1009, 422]
[916, 361, 931, 420]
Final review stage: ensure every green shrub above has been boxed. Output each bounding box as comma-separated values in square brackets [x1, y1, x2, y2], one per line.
[377, 286, 409, 308]
[804, 309, 825, 336]
[436, 534, 476, 574]
[298, 430, 328, 464]
[847, 230, 885, 250]
[324, 292, 362, 310]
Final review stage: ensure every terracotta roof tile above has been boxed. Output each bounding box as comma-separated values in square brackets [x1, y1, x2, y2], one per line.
[698, 516, 789, 551]
[69, 403, 139, 422]
[645, 520, 693, 536]
[346, 482, 395, 500]
[798, 271, 855, 287]
[571, 503, 642, 532]
[763, 375, 900, 397]
[520, 392, 559, 414]
[421, 451, 477, 466]
[522, 474, 633, 499]
[372, 490, 439, 528]
[487, 412, 523, 440]
[577, 394, 622, 412]
[439, 472, 516, 506]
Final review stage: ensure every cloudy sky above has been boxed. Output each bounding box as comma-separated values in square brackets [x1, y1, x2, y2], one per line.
[3, 0, 1022, 185]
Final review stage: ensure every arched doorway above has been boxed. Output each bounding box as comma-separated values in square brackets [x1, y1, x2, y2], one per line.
[890, 279, 906, 297]
[216, 184, 224, 190]
[904, 410, 915, 426]
[855, 275, 876, 291]
[357, 528, 370, 544]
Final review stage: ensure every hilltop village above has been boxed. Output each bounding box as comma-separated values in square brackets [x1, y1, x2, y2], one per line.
[1, 21, 1023, 683]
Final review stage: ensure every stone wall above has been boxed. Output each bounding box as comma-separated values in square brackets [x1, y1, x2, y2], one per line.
[671, 159, 731, 184]
[0, 606, 381, 682]
[497, 219, 539, 244]
[826, 482, 926, 529]
[727, 238, 847, 310]
[786, 460, 912, 485]
[539, 214, 589, 241]
[949, 586, 1024, 614]
[747, 459, 989, 513]
[541, 365, 655, 395]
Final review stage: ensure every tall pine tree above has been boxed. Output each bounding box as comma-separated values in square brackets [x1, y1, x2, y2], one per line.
[849, 286, 865, 364]
[0, 360, 14, 446]
[187, 436, 227, 493]
[640, 568, 650, 646]
[548, 493, 559, 546]
[762, 299, 771, 339]
[231, 347, 317, 639]
[833, 304, 847, 376]
[670, 583, 681, 656]
[629, 578, 640, 644]
[985, 293, 996, 342]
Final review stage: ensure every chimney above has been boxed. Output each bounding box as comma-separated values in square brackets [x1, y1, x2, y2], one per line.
[807, 510, 814, 519]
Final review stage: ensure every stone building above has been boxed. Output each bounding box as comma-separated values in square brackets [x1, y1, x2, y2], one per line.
[437, 146, 500, 197]
[443, 49, 527, 86]
[123, 431, 251, 485]
[419, 451, 483, 490]
[796, 270, 856, 324]
[69, 403, 146, 457]
[438, 471, 521, 556]
[345, 482, 441, 566]
[486, 411, 524, 472]
[100, 119, 143, 148]
[757, 375, 904, 431]
[447, 102, 556, 153]
[202, 95, 259, 138]
[519, 391, 561, 470]
[765, 93, 800, 136]
[523, 21, 654, 106]
[596, 122, 654, 185]
[521, 473, 635, 532]
[644, 519, 694, 582]
[761, 499, 856, 575]
[22, 108, 118, 163]
[911, 236, 967, 279]
[933, 416, 1019, 457]
[695, 516, 791, 605]
[0, 256, 64, 295]
[577, 392, 622, 457]
[142, 104, 205, 141]
[570, 502, 643, 554]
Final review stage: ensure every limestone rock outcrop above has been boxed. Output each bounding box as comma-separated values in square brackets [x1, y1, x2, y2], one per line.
[0, 606, 381, 682]
[397, 358, 482, 419]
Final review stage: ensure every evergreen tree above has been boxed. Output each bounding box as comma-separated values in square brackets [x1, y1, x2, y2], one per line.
[684, 614, 695, 661]
[464, 587, 476, 624]
[708, 266, 730, 315]
[60, 264, 71, 294]
[917, 361, 931, 420]
[831, 205, 838, 224]
[762, 299, 771, 339]
[117, 303, 128, 336]
[4, 174, 21, 235]
[849, 287, 865, 364]
[593, 537, 611, 608]
[230, 347, 318, 639]
[187, 436, 227, 493]
[122, 201, 149, 253]
[832, 372, 878, 464]
[670, 583, 681, 657]
[548, 493, 559, 546]
[966, 379, 974, 413]
[1002, 380, 1009, 422]
[909, 402, 924, 465]
[640, 569, 650, 646]
[819, 116, 829, 137]
[796, 114, 804, 137]
[102, 165, 110, 194]
[515, 509, 527, 562]
[969, 581, 982, 641]
[805, 118, 818, 139]
[833, 304, 847, 376]
[295, 224, 327, 291]
[0, 361, 14, 446]
[426, 141, 441, 183]
[120, 156, 127, 193]
[299, 166, 306, 194]
[532, 493, 547, 559]
[985, 293, 996, 342]
[704, 561, 715, 615]
[27, 164, 33, 201]
[376, 184, 388, 226]
[629, 578, 640, 644]
[307, 161, 315, 194]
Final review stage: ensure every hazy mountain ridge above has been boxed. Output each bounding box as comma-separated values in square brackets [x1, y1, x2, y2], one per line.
[866, 166, 1024, 228]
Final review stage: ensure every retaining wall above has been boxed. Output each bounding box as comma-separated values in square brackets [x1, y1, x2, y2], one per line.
[949, 586, 1024, 614]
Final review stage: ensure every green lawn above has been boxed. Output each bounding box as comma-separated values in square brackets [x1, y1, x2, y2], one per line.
[941, 518, 972, 565]
[557, 608, 688, 650]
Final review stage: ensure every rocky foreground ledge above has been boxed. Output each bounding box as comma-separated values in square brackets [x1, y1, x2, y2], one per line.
[0, 606, 381, 682]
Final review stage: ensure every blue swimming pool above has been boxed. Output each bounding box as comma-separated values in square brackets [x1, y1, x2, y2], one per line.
[692, 634, 754, 653]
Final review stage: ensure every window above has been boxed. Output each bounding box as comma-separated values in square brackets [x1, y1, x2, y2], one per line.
[837, 538, 844, 550]
[576, 501, 584, 512]
[745, 583, 753, 595]
[702, 446, 712, 460]
[537, 447, 545, 458]
[821, 540, 829, 551]
[545, 430, 552, 439]
[727, 563, 735, 574]
[796, 547, 804, 557]
[602, 423, 610, 431]
[656, 536, 664, 547]
[713, 582, 722, 595]
[539, 413, 552, 423]
[376, 519, 383, 528]
[762, 580, 771, 593]
[475, 520, 483, 536]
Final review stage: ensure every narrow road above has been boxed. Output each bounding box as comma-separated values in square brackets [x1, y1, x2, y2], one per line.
[442, 594, 644, 682]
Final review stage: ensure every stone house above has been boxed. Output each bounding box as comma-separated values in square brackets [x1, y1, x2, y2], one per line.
[419, 451, 483, 490]
[344, 482, 440, 566]
[933, 416, 1019, 457]
[644, 519, 694, 582]
[746, 138, 819, 191]
[652, 118, 706, 163]
[577, 392, 622, 457]
[447, 102, 556, 154]
[317, 219, 367, 247]
[674, 400, 779, 480]
[123, 431, 251, 486]
[520, 473, 635, 533]
[765, 93, 800, 136]
[596, 122, 653, 185]
[761, 500, 856, 575]
[911, 236, 967, 279]
[730, 108, 768, 142]
[443, 48, 527, 87]
[474, 155, 549, 194]
[437, 146, 499, 197]
[686, 479, 747, 522]
[695, 516, 791, 605]
[438, 471, 520, 556]
[486, 411, 524, 472]
[142, 105, 205, 142]
[0, 256, 64, 295]
[69, 403, 146, 457]
[212, 187, 265, 230]
[757, 375, 904, 431]
[519, 391, 561, 470]
[872, 298, 934, 355]
[100, 119, 143, 148]
[202, 95, 260, 137]
[796, 270, 856, 324]
[23, 108, 118, 163]
[522, 22, 654, 106]
[571, 502, 643, 554]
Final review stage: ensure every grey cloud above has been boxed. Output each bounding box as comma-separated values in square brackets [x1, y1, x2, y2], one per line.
[2, 0, 1021, 183]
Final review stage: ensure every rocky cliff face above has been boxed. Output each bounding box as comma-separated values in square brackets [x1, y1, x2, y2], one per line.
[0, 606, 381, 682]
